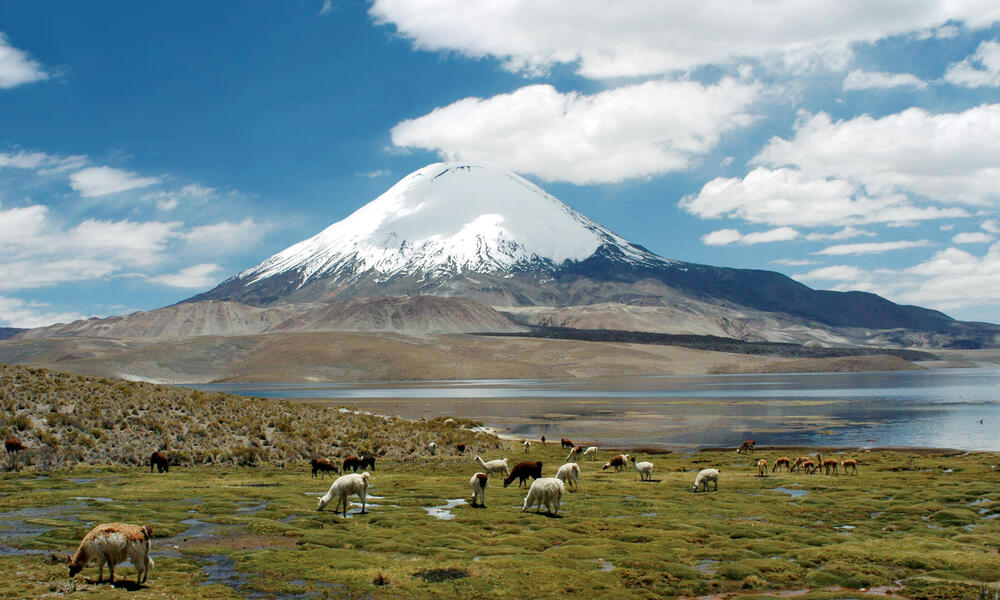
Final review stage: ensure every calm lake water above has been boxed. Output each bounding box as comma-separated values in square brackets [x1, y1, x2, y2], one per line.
[193, 368, 1000, 451]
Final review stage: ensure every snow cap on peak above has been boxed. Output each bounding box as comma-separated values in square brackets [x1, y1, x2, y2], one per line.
[242, 162, 657, 284]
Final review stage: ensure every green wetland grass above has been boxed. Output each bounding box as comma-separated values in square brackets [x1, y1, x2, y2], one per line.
[2, 444, 999, 599]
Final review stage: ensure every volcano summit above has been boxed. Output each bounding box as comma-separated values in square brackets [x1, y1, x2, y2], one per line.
[188, 161, 993, 345]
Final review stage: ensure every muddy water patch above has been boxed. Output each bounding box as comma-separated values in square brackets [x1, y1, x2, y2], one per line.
[773, 487, 808, 497]
[596, 558, 614, 571]
[695, 559, 718, 575]
[236, 501, 270, 514]
[424, 498, 466, 520]
[72, 496, 114, 503]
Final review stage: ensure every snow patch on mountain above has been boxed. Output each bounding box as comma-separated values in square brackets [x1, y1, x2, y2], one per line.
[239, 162, 667, 287]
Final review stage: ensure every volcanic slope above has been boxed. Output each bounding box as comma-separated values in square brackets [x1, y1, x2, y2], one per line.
[188, 162, 985, 340]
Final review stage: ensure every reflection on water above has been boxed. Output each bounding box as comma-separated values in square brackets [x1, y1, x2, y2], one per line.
[192, 368, 1000, 451]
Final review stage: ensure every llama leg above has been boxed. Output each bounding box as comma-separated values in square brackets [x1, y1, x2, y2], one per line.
[360, 491, 367, 515]
[97, 557, 105, 583]
[107, 559, 114, 584]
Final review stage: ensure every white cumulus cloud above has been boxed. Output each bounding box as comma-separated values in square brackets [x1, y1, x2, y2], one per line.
[0, 33, 48, 88]
[815, 240, 932, 256]
[70, 166, 161, 197]
[944, 39, 1000, 87]
[953, 231, 994, 244]
[701, 227, 798, 246]
[806, 226, 875, 241]
[370, 1, 1000, 78]
[842, 69, 926, 91]
[0, 296, 85, 328]
[391, 79, 761, 184]
[149, 263, 225, 288]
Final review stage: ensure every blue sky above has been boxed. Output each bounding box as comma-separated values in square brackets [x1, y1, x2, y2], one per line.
[1, 1, 998, 327]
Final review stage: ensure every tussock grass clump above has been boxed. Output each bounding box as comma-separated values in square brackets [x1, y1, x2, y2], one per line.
[0, 364, 498, 469]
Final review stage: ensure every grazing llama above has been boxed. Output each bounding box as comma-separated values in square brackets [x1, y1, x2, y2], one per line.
[474, 455, 510, 477]
[522, 477, 565, 515]
[310, 457, 339, 478]
[68, 523, 153, 585]
[566, 445, 584, 463]
[555, 463, 581, 491]
[560, 438, 573, 449]
[692, 468, 720, 492]
[841, 458, 859, 475]
[523, 440, 531, 453]
[602, 454, 629, 473]
[342, 455, 362, 472]
[816, 453, 839, 475]
[737, 440, 756, 454]
[317, 472, 370, 517]
[470, 472, 488, 508]
[771, 456, 791, 473]
[757, 458, 767, 477]
[504, 461, 543, 488]
[149, 451, 169, 473]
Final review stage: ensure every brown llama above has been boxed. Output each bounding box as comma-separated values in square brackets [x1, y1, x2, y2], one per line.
[342, 455, 362, 472]
[790, 456, 812, 473]
[560, 438, 573, 449]
[455, 443, 467, 455]
[757, 458, 767, 477]
[311, 457, 339, 478]
[841, 458, 859, 475]
[149, 451, 169, 473]
[816, 453, 839, 475]
[771, 456, 791, 473]
[5, 437, 27, 471]
[503, 461, 542, 488]
[737, 440, 756, 454]
[799, 459, 818, 474]
[359, 455, 376, 471]
[68, 523, 154, 584]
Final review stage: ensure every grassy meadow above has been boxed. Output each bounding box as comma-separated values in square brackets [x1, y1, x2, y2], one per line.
[2, 443, 999, 600]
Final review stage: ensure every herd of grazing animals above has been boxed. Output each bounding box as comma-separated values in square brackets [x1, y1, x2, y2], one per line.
[26, 431, 869, 587]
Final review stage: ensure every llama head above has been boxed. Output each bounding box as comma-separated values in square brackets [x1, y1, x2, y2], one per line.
[67, 554, 83, 576]
[316, 496, 330, 511]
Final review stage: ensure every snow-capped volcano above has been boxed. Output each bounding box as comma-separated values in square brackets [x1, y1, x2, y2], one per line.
[189, 162, 966, 338]
[242, 162, 665, 286]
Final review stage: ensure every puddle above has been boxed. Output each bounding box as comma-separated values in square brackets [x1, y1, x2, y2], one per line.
[424, 499, 466, 520]
[640, 512, 658, 517]
[773, 487, 808, 498]
[200, 554, 256, 596]
[968, 498, 991, 506]
[236, 501, 270, 514]
[836, 525, 856, 530]
[864, 581, 906, 596]
[964, 524, 979, 531]
[164, 518, 242, 545]
[277, 514, 301, 524]
[72, 496, 114, 503]
[696, 559, 718, 575]
[69, 478, 96, 484]
[983, 513, 999, 520]
[596, 558, 614, 572]
[870, 511, 884, 519]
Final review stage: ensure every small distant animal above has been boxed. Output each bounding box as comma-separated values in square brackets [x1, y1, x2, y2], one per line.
[311, 457, 339, 478]
[5, 437, 27, 470]
[602, 454, 629, 473]
[692, 468, 720, 492]
[504, 461, 543, 488]
[979, 419, 984, 425]
[560, 438, 573, 449]
[470, 472, 488, 508]
[816, 453, 839, 475]
[456, 443, 467, 455]
[359, 455, 376, 471]
[772, 456, 791, 473]
[566, 445, 584, 462]
[757, 458, 767, 477]
[737, 440, 755, 454]
[582, 446, 599, 460]
[427, 442, 437, 455]
[342, 455, 362, 472]
[841, 458, 859, 475]
[540, 435, 546, 444]
[149, 451, 169, 474]
[523, 440, 531, 453]
[68, 523, 154, 584]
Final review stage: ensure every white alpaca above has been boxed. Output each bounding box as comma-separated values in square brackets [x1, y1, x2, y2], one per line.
[427, 442, 437, 456]
[555, 462, 581, 491]
[317, 472, 370, 516]
[67, 523, 153, 584]
[474, 455, 510, 477]
[522, 477, 565, 515]
[631, 456, 654, 481]
[566, 446, 583, 463]
[523, 440, 531, 453]
[692, 468, 719, 492]
[470, 472, 488, 507]
[583, 446, 599, 460]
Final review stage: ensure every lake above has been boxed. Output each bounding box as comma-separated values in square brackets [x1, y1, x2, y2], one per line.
[193, 368, 1000, 451]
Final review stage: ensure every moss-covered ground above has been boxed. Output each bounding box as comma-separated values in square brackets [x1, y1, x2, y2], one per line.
[1, 444, 998, 599]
